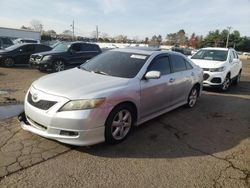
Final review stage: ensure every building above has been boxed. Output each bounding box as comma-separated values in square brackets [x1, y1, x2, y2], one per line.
[0, 27, 41, 40]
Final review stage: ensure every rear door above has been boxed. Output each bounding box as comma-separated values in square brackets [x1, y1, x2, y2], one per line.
[79, 44, 101, 65]
[169, 54, 193, 105]
[68, 43, 83, 65]
[140, 55, 174, 118]
[15, 44, 35, 64]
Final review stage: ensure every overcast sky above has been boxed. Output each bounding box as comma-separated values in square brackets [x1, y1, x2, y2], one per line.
[0, 0, 250, 39]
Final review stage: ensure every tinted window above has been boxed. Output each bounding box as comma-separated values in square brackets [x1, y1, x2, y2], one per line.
[233, 51, 238, 59]
[35, 45, 51, 52]
[81, 51, 149, 78]
[1, 38, 13, 45]
[71, 43, 81, 52]
[26, 45, 35, 52]
[149, 56, 171, 75]
[185, 60, 193, 70]
[81, 44, 98, 51]
[171, 55, 187, 72]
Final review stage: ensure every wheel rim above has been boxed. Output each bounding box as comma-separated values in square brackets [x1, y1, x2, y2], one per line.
[111, 110, 132, 140]
[188, 88, 198, 107]
[222, 77, 230, 90]
[54, 61, 64, 72]
[5, 58, 14, 67]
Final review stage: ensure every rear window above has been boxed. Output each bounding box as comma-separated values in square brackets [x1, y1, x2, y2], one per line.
[81, 51, 149, 78]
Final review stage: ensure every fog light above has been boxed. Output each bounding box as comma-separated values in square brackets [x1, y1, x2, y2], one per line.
[60, 130, 79, 136]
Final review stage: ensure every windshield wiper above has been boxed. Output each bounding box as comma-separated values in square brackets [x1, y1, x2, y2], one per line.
[92, 70, 109, 75]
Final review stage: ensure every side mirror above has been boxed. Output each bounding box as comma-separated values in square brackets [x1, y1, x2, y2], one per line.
[145, 71, 161, 80]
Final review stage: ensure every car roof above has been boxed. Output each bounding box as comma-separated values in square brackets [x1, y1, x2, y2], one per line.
[202, 47, 229, 51]
[112, 48, 186, 57]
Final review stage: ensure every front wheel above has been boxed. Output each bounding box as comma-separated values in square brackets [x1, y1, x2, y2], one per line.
[52, 60, 65, 72]
[221, 75, 231, 91]
[105, 104, 134, 144]
[232, 71, 241, 85]
[186, 86, 199, 108]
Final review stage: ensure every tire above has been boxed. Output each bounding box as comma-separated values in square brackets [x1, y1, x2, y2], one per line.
[105, 104, 135, 144]
[52, 60, 65, 72]
[232, 71, 241, 85]
[4, 58, 15, 67]
[220, 75, 231, 91]
[186, 86, 199, 108]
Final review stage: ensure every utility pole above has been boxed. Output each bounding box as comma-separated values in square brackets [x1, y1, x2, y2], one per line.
[70, 20, 75, 41]
[226, 26, 232, 48]
[96, 25, 99, 41]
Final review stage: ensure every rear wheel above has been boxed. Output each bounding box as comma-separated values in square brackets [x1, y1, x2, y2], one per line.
[186, 86, 199, 108]
[4, 58, 15, 67]
[221, 75, 231, 91]
[52, 60, 65, 72]
[105, 104, 134, 144]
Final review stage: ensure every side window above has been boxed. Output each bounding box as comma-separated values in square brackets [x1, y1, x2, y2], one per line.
[185, 60, 193, 70]
[171, 55, 187, 72]
[148, 56, 171, 75]
[71, 43, 81, 52]
[81, 44, 97, 52]
[26, 45, 35, 53]
[233, 51, 238, 59]
[229, 51, 234, 62]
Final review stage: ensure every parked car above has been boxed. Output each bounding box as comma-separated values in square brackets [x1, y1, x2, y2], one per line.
[0, 43, 52, 67]
[0, 37, 14, 49]
[18, 48, 203, 146]
[190, 47, 242, 91]
[29, 42, 102, 72]
[13, 38, 40, 44]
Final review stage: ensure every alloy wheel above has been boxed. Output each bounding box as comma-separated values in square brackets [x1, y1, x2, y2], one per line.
[4, 58, 14, 67]
[222, 77, 230, 91]
[111, 110, 132, 140]
[54, 61, 64, 72]
[188, 87, 198, 107]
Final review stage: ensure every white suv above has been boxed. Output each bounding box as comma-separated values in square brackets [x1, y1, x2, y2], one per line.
[190, 47, 242, 91]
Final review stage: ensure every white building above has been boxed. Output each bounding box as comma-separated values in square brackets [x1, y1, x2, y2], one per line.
[0, 27, 40, 40]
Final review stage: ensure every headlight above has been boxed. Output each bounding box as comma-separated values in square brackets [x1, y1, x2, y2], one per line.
[42, 55, 52, 61]
[59, 98, 105, 111]
[209, 66, 226, 72]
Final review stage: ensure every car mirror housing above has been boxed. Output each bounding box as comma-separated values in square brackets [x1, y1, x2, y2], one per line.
[145, 71, 161, 79]
[233, 58, 238, 63]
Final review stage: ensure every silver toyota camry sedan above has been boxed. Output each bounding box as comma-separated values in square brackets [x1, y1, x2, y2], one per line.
[19, 48, 203, 146]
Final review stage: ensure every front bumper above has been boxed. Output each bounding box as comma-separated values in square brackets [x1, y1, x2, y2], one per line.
[29, 59, 53, 70]
[202, 71, 226, 87]
[19, 87, 109, 146]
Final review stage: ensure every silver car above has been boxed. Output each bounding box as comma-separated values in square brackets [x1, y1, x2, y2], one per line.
[19, 48, 203, 146]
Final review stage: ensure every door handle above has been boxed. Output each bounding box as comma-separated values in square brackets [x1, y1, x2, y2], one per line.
[169, 78, 175, 83]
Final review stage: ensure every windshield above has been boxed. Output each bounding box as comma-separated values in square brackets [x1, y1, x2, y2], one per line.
[191, 49, 228, 61]
[51, 43, 71, 52]
[81, 51, 149, 78]
[5, 44, 23, 51]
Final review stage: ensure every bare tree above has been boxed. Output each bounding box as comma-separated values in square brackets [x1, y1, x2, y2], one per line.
[30, 20, 43, 32]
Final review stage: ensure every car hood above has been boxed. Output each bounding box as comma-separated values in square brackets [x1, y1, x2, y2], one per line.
[191, 59, 226, 69]
[32, 68, 130, 99]
[32, 50, 65, 57]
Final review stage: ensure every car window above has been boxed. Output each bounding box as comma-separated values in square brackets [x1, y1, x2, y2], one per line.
[191, 49, 228, 61]
[1, 38, 13, 45]
[35, 45, 51, 52]
[229, 52, 234, 62]
[171, 54, 187, 72]
[233, 51, 238, 59]
[26, 45, 35, 52]
[185, 60, 193, 70]
[71, 43, 81, 52]
[81, 44, 97, 52]
[148, 56, 171, 75]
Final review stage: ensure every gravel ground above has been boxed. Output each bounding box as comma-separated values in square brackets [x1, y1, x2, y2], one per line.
[0, 59, 249, 187]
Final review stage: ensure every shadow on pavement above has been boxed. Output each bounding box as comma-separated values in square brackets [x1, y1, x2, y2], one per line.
[75, 93, 250, 159]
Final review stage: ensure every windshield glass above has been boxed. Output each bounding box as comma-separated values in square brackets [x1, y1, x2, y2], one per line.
[5, 44, 23, 51]
[191, 49, 228, 61]
[51, 43, 71, 52]
[81, 51, 149, 78]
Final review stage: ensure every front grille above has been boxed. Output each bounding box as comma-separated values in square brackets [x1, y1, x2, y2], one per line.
[27, 92, 57, 110]
[30, 55, 42, 61]
[203, 73, 210, 80]
[203, 68, 210, 71]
